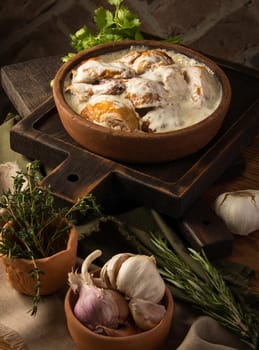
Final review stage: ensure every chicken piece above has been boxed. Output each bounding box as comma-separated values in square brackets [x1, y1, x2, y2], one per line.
[184, 65, 220, 108]
[141, 64, 188, 101]
[118, 49, 174, 74]
[141, 104, 183, 133]
[117, 50, 142, 66]
[124, 77, 169, 108]
[66, 80, 125, 101]
[72, 58, 135, 84]
[81, 95, 140, 132]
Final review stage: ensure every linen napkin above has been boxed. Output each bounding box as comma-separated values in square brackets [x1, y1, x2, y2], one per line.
[177, 316, 249, 350]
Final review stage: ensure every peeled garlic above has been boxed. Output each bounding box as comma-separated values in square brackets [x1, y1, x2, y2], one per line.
[214, 189, 259, 236]
[129, 298, 166, 330]
[101, 253, 166, 303]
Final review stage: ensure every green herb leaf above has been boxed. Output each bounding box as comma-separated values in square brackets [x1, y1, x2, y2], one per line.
[108, 0, 123, 6]
[61, 0, 182, 63]
[165, 35, 183, 44]
[62, 0, 145, 62]
[94, 8, 114, 31]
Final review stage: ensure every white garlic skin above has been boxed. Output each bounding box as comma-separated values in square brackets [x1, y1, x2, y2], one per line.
[214, 190, 259, 236]
[115, 255, 166, 303]
[100, 252, 133, 289]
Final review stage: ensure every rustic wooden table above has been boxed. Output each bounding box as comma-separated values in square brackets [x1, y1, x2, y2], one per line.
[0, 54, 259, 349]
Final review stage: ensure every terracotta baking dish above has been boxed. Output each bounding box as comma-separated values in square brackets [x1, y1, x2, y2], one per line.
[53, 40, 231, 163]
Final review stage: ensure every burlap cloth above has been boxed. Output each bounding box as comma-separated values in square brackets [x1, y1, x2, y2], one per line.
[0, 323, 28, 350]
[0, 265, 76, 350]
[0, 117, 250, 350]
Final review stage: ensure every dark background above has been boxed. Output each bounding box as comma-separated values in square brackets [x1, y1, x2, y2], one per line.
[1, 0, 259, 121]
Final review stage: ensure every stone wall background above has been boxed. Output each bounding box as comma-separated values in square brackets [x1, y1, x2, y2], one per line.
[1, 0, 259, 120]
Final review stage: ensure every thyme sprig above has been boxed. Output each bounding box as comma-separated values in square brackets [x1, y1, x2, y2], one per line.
[0, 160, 101, 315]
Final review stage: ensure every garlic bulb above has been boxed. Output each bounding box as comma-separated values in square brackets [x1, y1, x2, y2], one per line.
[129, 298, 166, 331]
[68, 250, 129, 331]
[100, 252, 133, 289]
[101, 253, 166, 303]
[214, 190, 259, 236]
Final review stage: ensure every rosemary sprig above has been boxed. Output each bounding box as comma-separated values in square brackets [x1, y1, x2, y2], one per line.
[150, 233, 259, 349]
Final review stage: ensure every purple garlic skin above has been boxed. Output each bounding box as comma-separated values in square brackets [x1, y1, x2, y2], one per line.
[129, 298, 166, 330]
[74, 283, 129, 331]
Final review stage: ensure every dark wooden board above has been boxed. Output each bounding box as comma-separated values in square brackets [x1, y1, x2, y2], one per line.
[8, 62, 259, 216]
[1, 55, 62, 118]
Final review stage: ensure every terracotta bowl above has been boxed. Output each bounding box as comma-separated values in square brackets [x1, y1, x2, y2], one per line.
[64, 286, 174, 350]
[53, 40, 231, 163]
[0, 224, 78, 296]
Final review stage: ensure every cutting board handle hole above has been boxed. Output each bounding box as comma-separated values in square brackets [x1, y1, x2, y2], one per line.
[202, 219, 210, 226]
[67, 174, 79, 182]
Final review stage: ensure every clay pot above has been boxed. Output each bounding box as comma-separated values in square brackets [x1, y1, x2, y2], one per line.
[0, 224, 78, 295]
[53, 40, 231, 164]
[64, 286, 174, 350]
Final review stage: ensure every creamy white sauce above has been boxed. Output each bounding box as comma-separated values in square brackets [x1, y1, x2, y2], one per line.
[64, 46, 222, 133]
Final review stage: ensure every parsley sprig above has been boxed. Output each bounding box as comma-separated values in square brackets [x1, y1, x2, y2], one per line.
[62, 0, 143, 62]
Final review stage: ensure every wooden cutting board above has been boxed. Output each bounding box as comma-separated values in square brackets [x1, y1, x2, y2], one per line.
[1, 55, 259, 261]
[6, 59, 259, 214]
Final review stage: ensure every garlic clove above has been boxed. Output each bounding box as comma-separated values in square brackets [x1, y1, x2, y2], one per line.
[116, 254, 166, 303]
[129, 298, 166, 331]
[214, 190, 259, 236]
[97, 323, 138, 337]
[92, 276, 107, 288]
[100, 252, 133, 288]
